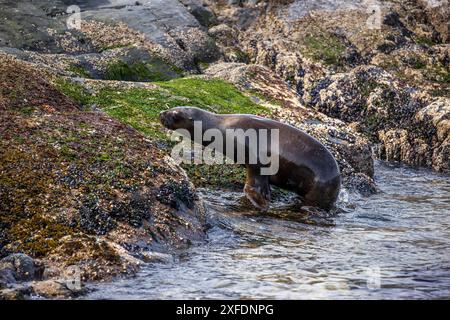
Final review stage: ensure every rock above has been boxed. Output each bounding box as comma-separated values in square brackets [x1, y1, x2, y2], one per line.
[0, 53, 79, 111]
[207, 24, 250, 63]
[416, 97, 450, 142]
[305, 64, 449, 173]
[0, 276, 79, 300]
[180, 0, 218, 27]
[377, 97, 449, 172]
[42, 266, 61, 281]
[77, 46, 183, 81]
[0, 1, 221, 71]
[30, 280, 79, 299]
[169, 27, 221, 65]
[0, 254, 36, 282]
[0, 53, 207, 283]
[205, 0, 264, 29]
[0, 266, 15, 288]
[0, 1, 75, 52]
[0, 287, 30, 300]
[306, 66, 397, 123]
[0, 0, 448, 299]
[395, 0, 450, 43]
[370, 43, 449, 98]
[140, 251, 174, 263]
[205, 0, 449, 174]
[80, 0, 221, 69]
[208, 24, 239, 47]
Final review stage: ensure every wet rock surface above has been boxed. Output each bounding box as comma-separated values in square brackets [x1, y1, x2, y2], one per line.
[0, 254, 86, 300]
[0, 254, 78, 299]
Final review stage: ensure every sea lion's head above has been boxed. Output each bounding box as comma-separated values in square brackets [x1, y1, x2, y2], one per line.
[160, 106, 209, 130]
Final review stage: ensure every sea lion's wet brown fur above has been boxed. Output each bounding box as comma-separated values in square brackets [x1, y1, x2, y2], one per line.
[160, 107, 341, 211]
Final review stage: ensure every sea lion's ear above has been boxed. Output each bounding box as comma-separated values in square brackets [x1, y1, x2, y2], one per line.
[244, 166, 271, 212]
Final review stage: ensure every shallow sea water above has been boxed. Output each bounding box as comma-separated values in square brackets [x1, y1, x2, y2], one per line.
[86, 161, 450, 299]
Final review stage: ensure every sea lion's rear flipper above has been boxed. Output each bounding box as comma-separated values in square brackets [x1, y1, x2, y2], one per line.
[244, 166, 271, 212]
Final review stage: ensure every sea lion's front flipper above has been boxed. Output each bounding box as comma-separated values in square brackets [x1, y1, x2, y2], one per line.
[244, 166, 271, 212]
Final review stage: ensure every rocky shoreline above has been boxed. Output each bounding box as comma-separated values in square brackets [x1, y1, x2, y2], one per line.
[0, 0, 448, 299]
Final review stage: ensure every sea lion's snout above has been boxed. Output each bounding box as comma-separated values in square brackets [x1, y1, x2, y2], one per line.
[160, 107, 197, 130]
[159, 110, 172, 128]
[160, 110, 179, 129]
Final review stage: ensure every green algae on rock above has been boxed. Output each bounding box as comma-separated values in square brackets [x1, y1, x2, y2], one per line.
[55, 77, 270, 138]
[54, 76, 270, 189]
[104, 59, 183, 82]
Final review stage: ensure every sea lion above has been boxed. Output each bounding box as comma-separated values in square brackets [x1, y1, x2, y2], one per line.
[160, 107, 341, 211]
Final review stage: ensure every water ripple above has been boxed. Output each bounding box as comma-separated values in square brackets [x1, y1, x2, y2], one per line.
[86, 161, 450, 299]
